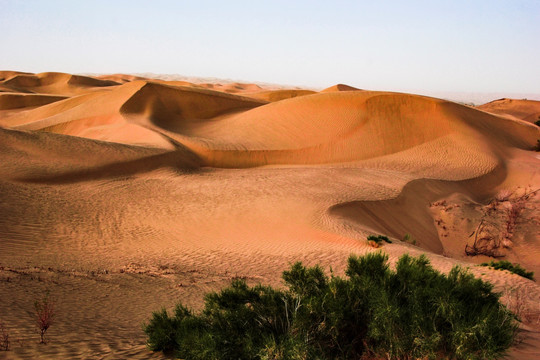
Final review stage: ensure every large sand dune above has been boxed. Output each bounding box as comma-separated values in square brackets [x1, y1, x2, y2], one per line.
[1, 72, 539, 359]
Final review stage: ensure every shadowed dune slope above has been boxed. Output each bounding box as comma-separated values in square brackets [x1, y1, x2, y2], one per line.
[0, 127, 201, 182]
[0, 93, 67, 110]
[119, 81, 269, 130]
[327, 165, 508, 255]
[478, 98, 540, 123]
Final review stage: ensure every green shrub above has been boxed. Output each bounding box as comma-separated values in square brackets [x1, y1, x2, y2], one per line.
[480, 260, 535, 280]
[403, 233, 416, 245]
[367, 234, 392, 244]
[144, 253, 517, 359]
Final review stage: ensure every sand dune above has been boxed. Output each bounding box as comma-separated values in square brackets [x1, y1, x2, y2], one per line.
[119, 81, 268, 129]
[1, 71, 539, 359]
[321, 83, 362, 92]
[2, 80, 267, 147]
[0, 70, 33, 81]
[478, 98, 540, 123]
[175, 91, 537, 168]
[1, 72, 119, 96]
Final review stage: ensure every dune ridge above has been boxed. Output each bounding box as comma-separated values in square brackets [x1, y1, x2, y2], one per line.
[478, 98, 540, 123]
[321, 83, 362, 92]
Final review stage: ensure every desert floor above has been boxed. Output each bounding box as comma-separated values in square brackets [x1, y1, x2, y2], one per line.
[1, 71, 540, 359]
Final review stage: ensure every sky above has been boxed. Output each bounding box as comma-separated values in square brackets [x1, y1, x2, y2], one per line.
[1, 0, 539, 95]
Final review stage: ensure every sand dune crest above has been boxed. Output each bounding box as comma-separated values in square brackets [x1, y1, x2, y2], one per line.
[321, 83, 362, 92]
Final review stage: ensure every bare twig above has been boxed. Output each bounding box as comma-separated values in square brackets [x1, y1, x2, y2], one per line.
[0, 320, 9, 351]
[34, 291, 55, 344]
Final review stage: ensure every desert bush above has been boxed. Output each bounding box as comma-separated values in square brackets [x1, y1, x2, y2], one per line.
[367, 234, 392, 246]
[0, 320, 9, 351]
[534, 139, 540, 152]
[144, 253, 517, 359]
[402, 233, 416, 245]
[34, 291, 55, 344]
[481, 260, 535, 281]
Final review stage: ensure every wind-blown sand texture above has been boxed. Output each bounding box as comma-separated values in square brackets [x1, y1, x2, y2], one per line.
[1, 71, 539, 359]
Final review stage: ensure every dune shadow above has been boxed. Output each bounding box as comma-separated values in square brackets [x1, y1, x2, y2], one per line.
[16, 147, 202, 184]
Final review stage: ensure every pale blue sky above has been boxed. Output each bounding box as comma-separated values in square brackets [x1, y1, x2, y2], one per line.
[1, 0, 539, 94]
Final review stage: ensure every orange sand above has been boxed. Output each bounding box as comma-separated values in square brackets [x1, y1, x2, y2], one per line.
[478, 98, 540, 124]
[0, 72, 539, 359]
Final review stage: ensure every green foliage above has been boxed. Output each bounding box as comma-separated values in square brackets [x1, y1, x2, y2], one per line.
[480, 260, 535, 280]
[144, 253, 518, 359]
[403, 233, 417, 245]
[534, 139, 540, 152]
[367, 234, 392, 244]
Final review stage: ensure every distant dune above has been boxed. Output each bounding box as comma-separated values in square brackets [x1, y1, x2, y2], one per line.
[478, 98, 540, 124]
[1, 71, 539, 359]
[321, 83, 362, 92]
[244, 89, 317, 102]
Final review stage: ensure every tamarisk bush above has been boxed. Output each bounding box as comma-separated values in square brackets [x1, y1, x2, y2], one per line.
[144, 253, 517, 359]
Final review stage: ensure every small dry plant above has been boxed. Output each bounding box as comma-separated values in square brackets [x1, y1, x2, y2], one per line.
[34, 291, 55, 344]
[0, 320, 9, 351]
[495, 189, 513, 202]
[502, 188, 539, 242]
[465, 219, 503, 258]
[466, 187, 539, 258]
[503, 287, 528, 321]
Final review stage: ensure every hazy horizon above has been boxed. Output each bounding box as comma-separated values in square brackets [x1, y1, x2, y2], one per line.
[1, 0, 539, 96]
